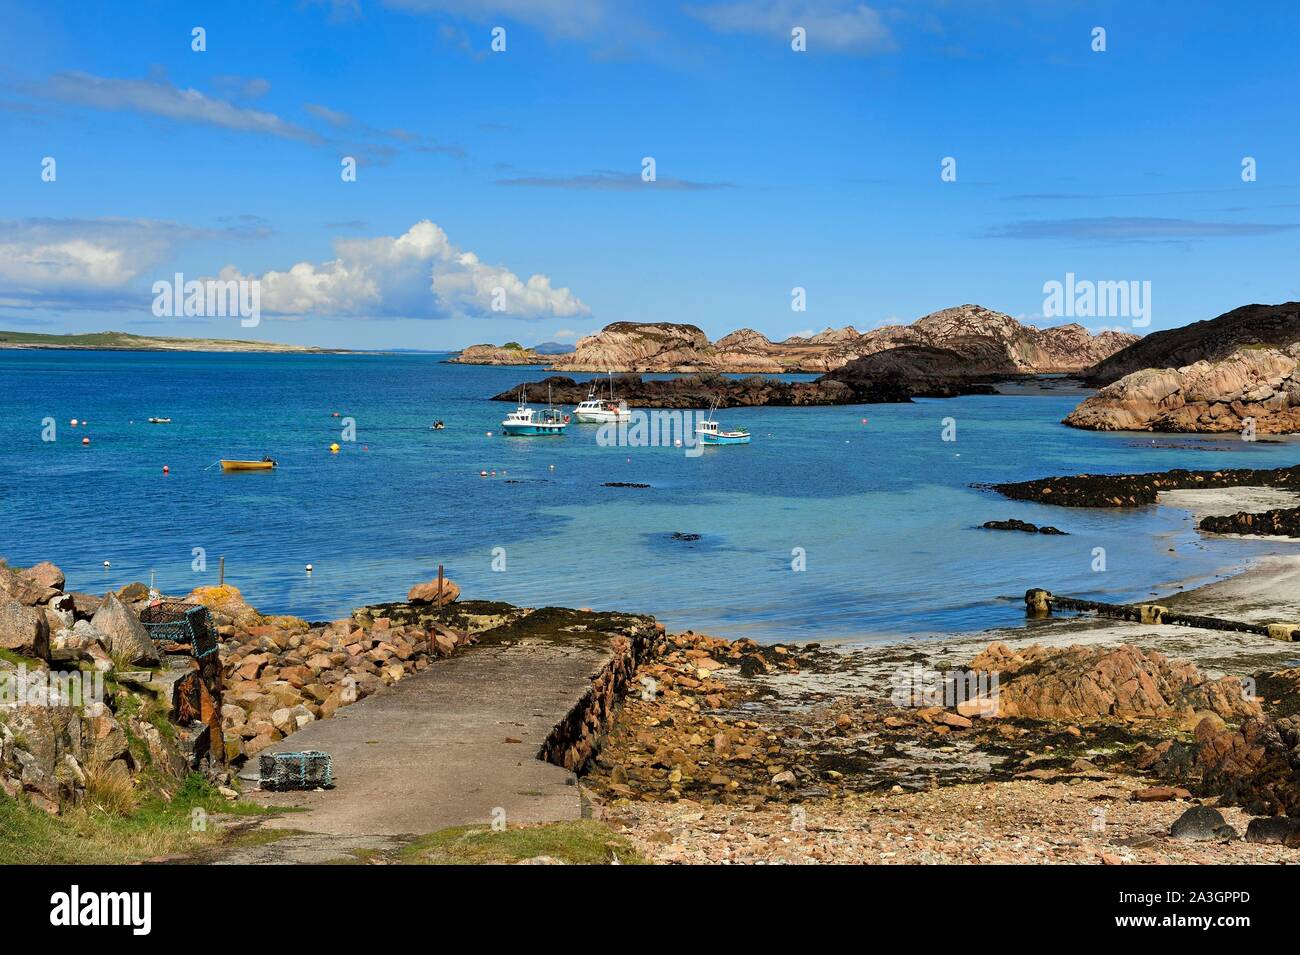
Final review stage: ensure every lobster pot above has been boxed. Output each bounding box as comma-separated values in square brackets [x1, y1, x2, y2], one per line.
[259, 751, 334, 791]
[139, 602, 218, 658]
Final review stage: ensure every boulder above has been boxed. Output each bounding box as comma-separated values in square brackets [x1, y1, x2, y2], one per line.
[0, 564, 55, 606]
[90, 593, 159, 666]
[19, 561, 65, 592]
[0, 595, 50, 658]
[1170, 805, 1237, 842]
[1245, 816, 1300, 844]
[407, 578, 461, 606]
[185, 584, 264, 629]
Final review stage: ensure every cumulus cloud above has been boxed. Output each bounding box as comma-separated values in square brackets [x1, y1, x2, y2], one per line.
[220, 220, 590, 321]
[684, 1, 895, 55]
[0, 217, 256, 310]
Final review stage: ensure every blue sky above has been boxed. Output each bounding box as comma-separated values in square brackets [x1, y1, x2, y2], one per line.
[3, 0, 1299, 350]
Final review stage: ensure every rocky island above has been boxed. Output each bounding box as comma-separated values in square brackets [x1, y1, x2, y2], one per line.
[494, 344, 1027, 408]
[447, 342, 548, 365]
[461, 305, 1136, 375]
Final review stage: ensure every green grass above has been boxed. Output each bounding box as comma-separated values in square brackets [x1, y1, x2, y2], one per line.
[397, 820, 645, 865]
[0, 773, 277, 865]
[0, 647, 46, 669]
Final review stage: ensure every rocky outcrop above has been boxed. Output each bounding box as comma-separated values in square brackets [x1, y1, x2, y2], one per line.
[981, 519, 1067, 535]
[851, 305, 1136, 375]
[0, 558, 206, 814]
[1190, 715, 1300, 817]
[965, 642, 1260, 724]
[1085, 301, 1300, 385]
[820, 344, 1012, 398]
[1200, 506, 1300, 537]
[497, 347, 1007, 409]
[495, 373, 854, 408]
[550, 322, 719, 373]
[529, 307, 1135, 374]
[988, 463, 1300, 508]
[449, 343, 547, 365]
[1065, 346, 1300, 433]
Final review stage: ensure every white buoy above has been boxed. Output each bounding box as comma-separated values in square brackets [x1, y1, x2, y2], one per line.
[102, 560, 110, 568]
[305, 563, 314, 573]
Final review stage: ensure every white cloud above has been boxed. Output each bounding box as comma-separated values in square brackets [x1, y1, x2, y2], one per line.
[685, 1, 895, 54]
[0, 218, 225, 309]
[42, 72, 322, 143]
[221, 220, 590, 321]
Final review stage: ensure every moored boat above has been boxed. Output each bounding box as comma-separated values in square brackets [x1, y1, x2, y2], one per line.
[501, 389, 569, 436]
[696, 402, 750, 446]
[220, 457, 278, 471]
[574, 372, 631, 423]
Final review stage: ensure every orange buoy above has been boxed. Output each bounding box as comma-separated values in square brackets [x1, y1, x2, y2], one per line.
[162, 465, 169, 474]
[81, 437, 90, 445]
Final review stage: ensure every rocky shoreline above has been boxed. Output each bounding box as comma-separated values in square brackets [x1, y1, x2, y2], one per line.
[1065, 345, 1300, 434]
[986, 464, 1300, 508]
[8, 528, 1300, 865]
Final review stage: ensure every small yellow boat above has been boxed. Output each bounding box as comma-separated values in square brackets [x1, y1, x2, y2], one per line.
[220, 458, 277, 472]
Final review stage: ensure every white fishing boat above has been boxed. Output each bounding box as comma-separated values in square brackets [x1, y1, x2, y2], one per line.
[500, 388, 569, 436]
[573, 372, 631, 423]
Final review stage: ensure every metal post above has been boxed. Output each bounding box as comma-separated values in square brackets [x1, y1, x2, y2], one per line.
[219, 556, 225, 587]
[437, 564, 444, 604]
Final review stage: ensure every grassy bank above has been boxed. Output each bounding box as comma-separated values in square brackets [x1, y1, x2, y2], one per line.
[0, 774, 277, 864]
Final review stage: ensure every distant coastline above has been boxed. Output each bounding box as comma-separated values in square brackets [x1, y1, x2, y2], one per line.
[0, 330, 356, 354]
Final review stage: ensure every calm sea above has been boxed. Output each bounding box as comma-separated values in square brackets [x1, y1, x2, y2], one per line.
[0, 349, 1293, 643]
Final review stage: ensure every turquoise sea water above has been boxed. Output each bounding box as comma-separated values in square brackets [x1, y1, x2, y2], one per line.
[0, 350, 1295, 643]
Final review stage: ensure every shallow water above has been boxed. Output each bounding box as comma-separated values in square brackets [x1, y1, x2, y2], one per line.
[0, 349, 1294, 642]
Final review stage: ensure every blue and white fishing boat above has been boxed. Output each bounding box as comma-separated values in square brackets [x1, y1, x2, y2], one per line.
[500, 388, 569, 436]
[696, 402, 750, 446]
